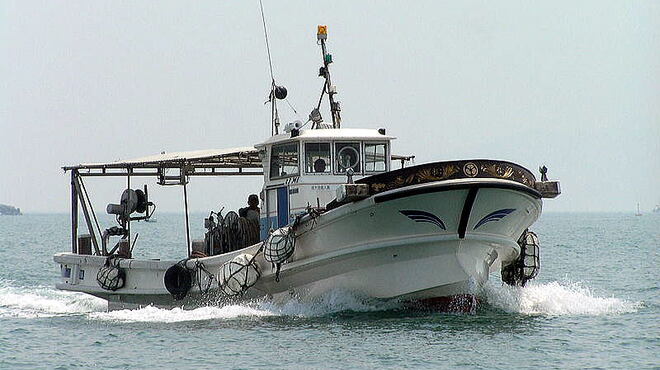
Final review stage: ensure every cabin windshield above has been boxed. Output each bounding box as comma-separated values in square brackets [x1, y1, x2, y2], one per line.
[335, 142, 361, 174]
[365, 143, 387, 172]
[270, 142, 299, 179]
[304, 142, 331, 173]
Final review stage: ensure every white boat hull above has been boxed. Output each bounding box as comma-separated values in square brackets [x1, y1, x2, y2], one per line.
[54, 178, 541, 310]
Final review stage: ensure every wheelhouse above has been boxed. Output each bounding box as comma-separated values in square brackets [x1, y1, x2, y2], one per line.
[255, 128, 396, 238]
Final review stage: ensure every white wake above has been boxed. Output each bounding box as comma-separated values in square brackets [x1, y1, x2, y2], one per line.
[0, 282, 106, 318]
[0, 279, 641, 322]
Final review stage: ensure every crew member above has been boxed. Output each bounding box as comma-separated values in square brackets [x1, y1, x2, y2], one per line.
[239, 194, 260, 223]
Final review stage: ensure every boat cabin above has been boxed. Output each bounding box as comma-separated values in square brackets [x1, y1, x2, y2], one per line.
[255, 127, 395, 239]
[61, 126, 412, 259]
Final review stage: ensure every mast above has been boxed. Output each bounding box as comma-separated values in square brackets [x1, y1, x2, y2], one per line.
[317, 25, 341, 128]
[259, 0, 287, 136]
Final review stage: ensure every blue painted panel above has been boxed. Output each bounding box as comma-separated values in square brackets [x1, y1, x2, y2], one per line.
[260, 217, 268, 240]
[260, 216, 278, 240]
[277, 187, 289, 227]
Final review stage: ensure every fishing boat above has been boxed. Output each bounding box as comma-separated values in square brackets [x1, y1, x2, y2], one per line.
[53, 26, 561, 311]
[0, 204, 21, 216]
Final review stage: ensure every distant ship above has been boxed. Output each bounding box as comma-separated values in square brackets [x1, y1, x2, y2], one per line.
[0, 204, 22, 216]
[653, 204, 660, 213]
[635, 203, 642, 216]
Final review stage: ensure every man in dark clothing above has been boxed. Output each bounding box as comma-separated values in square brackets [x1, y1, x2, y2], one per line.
[239, 194, 260, 223]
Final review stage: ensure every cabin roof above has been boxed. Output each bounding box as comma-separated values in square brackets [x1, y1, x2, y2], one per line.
[256, 128, 395, 147]
[63, 128, 413, 176]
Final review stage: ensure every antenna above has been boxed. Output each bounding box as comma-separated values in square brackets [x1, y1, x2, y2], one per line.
[259, 0, 287, 135]
[317, 25, 342, 128]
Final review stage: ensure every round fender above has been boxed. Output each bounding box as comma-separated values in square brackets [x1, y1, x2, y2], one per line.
[164, 264, 192, 300]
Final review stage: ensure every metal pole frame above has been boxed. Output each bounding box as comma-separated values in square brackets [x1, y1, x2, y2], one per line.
[71, 170, 78, 253]
[73, 175, 101, 255]
[183, 178, 191, 257]
[126, 168, 131, 251]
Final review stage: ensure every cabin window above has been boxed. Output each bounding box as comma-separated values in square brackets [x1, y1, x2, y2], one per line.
[304, 142, 331, 174]
[364, 143, 387, 172]
[335, 142, 361, 174]
[270, 142, 299, 179]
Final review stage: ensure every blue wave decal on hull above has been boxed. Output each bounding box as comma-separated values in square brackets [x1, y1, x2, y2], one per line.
[473, 208, 516, 229]
[399, 210, 447, 230]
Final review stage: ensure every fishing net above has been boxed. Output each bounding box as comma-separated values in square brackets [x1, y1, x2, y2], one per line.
[206, 211, 260, 255]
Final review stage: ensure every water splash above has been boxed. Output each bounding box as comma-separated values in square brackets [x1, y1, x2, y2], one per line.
[258, 288, 402, 317]
[0, 282, 106, 318]
[0, 278, 398, 323]
[1, 277, 641, 322]
[90, 289, 401, 323]
[481, 280, 641, 316]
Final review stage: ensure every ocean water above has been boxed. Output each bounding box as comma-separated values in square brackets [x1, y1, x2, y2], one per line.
[0, 213, 657, 369]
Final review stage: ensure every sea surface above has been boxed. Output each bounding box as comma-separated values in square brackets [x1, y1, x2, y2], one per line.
[0, 213, 657, 369]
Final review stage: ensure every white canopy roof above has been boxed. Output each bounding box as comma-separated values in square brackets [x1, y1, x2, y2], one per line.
[65, 147, 260, 170]
[64, 128, 413, 172]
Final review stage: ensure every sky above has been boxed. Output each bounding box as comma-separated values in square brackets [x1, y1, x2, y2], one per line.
[1, 0, 659, 214]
